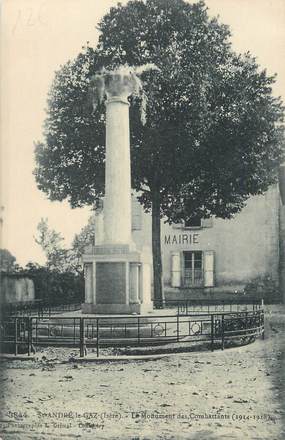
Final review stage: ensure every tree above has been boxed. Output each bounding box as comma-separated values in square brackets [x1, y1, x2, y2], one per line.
[35, 217, 95, 273]
[22, 262, 85, 304]
[34, 0, 285, 307]
[35, 218, 68, 271]
[0, 249, 17, 272]
[70, 215, 95, 272]
[32, 218, 94, 303]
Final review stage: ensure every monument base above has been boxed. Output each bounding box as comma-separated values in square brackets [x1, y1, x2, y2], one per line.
[82, 244, 153, 315]
[81, 302, 153, 315]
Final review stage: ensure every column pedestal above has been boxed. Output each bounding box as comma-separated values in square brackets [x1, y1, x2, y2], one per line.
[82, 244, 152, 314]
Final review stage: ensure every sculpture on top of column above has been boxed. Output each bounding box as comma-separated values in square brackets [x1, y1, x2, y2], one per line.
[90, 64, 158, 124]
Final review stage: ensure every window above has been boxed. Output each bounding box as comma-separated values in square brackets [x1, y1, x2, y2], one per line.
[173, 216, 213, 229]
[184, 216, 202, 228]
[183, 251, 203, 287]
[170, 250, 214, 288]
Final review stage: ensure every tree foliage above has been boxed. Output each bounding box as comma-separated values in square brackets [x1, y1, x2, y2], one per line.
[70, 215, 95, 269]
[35, 218, 68, 271]
[34, 0, 285, 306]
[22, 262, 84, 304]
[0, 249, 17, 272]
[29, 217, 95, 304]
[35, 217, 95, 274]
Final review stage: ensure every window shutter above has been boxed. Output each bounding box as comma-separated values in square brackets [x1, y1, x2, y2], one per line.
[201, 217, 213, 228]
[131, 196, 142, 230]
[204, 251, 214, 287]
[171, 252, 181, 287]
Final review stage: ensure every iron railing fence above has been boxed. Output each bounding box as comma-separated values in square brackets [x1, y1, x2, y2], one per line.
[1, 298, 263, 319]
[164, 298, 264, 315]
[1, 300, 82, 318]
[0, 309, 264, 358]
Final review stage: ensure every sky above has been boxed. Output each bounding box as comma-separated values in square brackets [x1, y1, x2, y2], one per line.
[1, 0, 285, 266]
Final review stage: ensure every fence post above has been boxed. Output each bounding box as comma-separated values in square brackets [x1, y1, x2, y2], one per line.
[73, 318, 76, 346]
[211, 315, 214, 352]
[176, 315, 180, 342]
[260, 299, 265, 339]
[28, 317, 32, 356]
[137, 317, 140, 345]
[96, 319, 100, 358]
[15, 317, 18, 356]
[35, 317, 38, 344]
[79, 318, 85, 357]
[221, 315, 225, 350]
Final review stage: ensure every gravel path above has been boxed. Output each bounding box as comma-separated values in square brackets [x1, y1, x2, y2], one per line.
[0, 309, 284, 440]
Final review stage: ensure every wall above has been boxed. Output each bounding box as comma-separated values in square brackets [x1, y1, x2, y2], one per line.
[1, 275, 35, 303]
[132, 185, 280, 291]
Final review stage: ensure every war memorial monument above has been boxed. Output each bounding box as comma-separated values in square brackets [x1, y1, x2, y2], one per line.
[82, 67, 153, 314]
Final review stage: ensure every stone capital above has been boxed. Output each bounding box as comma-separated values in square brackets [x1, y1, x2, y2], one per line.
[106, 96, 130, 106]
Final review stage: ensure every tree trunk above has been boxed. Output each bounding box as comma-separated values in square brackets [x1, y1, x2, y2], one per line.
[151, 189, 165, 308]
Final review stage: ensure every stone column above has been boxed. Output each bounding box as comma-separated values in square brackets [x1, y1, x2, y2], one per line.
[103, 81, 132, 245]
[129, 263, 140, 304]
[84, 263, 94, 303]
[82, 69, 153, 314]
[94, 199, 104, 245]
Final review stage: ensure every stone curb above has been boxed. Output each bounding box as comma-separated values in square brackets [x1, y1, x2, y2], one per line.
[0, 354, 35, 361]
[72, 353, 171, 362]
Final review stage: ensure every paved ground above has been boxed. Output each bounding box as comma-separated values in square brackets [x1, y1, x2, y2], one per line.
[0, 306, 284, 440]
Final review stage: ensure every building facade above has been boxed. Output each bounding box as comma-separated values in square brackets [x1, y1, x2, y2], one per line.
[129, 183, 284, 299]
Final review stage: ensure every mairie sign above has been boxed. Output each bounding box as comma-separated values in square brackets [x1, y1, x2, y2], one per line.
[164, 234, 199, 245]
